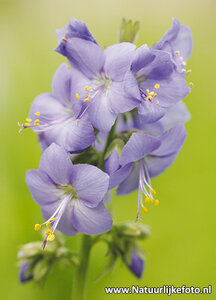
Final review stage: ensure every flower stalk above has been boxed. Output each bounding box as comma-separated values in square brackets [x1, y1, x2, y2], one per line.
[72, 235, 93, 300]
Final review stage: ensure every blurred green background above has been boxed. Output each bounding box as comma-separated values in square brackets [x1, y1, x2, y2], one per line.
[1, 0, 216, 299]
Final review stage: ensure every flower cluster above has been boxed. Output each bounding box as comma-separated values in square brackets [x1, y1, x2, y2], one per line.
[20, 18, 192, 249]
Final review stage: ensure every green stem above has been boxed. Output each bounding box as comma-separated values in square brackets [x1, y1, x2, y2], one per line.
[99, 121, 117, 170]
[72, 235, 93, 300]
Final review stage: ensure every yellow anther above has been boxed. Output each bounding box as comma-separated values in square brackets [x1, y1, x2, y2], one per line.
[62, 36, 68, 41]
[34, 224, 41, 231]
[143, 207, 148, 213]
[84, 95, 91, 102]
[151, 189, 156, 195]
[189, 82, 194, 88]
[46, 229, 53, 236]
[154, 84, 160, 89]
[46, 221, 51, 228]
[145, 197, 151, 203]
[76, 93, 80, 100]
[47, 234, 55, 242]
[181, 69, 186, 74]
[146, 96, 153, 102]
[24, 123, 31, 126]
[179, 56, 184, 62]
[34, 112, 40, 116]
[182, 61, 187, 66]
[85, 86, 92, 91]
[50, 218, 55, 221]
[187, 69, 192, 73]
[147, 91, 154, 96]
[154, 199, 160, 206]
[175, 51, 180, 55]
[25, 118, 32, 122]
[34, 119, 39, 126]
[154, 100, 159, 104]
[153, 93, 157, 98]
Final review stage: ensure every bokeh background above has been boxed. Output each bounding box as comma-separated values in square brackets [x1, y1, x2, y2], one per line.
[1, 0, 216, 299]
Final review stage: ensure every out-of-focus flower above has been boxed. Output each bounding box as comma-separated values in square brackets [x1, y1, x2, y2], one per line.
[18, 236, 79, 284]
[153, 18, 193, 73]
[56, 20, 140, 132]
[124, 44, 190, 124]
[19, 263, 33, 283]
[19, 63, 95, 153]
[98, 222, 149, 280]
[128, 251, 144, 279]
[107, 125, 186, 220]
[26, 143, 112, 248]
[56, 18, 98, 46]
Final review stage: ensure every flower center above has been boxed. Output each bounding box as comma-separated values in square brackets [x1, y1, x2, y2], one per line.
[75, 74, 112, 120]
[59, 185, 78, 199]
[92, 73, 112, 93]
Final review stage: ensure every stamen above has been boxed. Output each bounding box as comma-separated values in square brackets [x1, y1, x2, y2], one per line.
[62, 35, 68, 41]
[34, 224, 41, 231]
[175, 50, 180, 55]
[37, 194, 72, 249]
[154, 199, 159, 206]
[154, 84, 160, 89]
[26, 118, 32, 122]
[188, 82, 194, 88]
[46, 229, 53, 236]
[46, 221, 51, 227]
[47, 234, 55, 242]
[84, 95, 91, 102]
[76, 93, 80, 100]
[84, 86, 92, 91]
[145, 197, 151, 203]
[34, 112, 40, 116]
[34, 119, 39, 126]
[151, 189, 156, 195]
[143, 207, 148, 213]
[137, 160, 159, 220]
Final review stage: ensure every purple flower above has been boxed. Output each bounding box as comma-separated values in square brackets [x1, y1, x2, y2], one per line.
[19, 63, 95, 152]
[124, 44, 190, 124]
[107, 125, 186, 220]
[26, 143, 112, 248]
[19, 263, 33, 283]
[56, 21, 139, 132]
[153, 18, 193, 72]
[56, 18, 98, 49]
[134, 101, 191, 136]
[128, 252, 144, 278]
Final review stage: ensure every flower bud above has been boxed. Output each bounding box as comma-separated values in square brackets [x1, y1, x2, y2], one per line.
[119, 19, 140, 43]
[19, 263, 33, 283]
[115, 221, 150, 239]
[128, 251, 145, 279]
